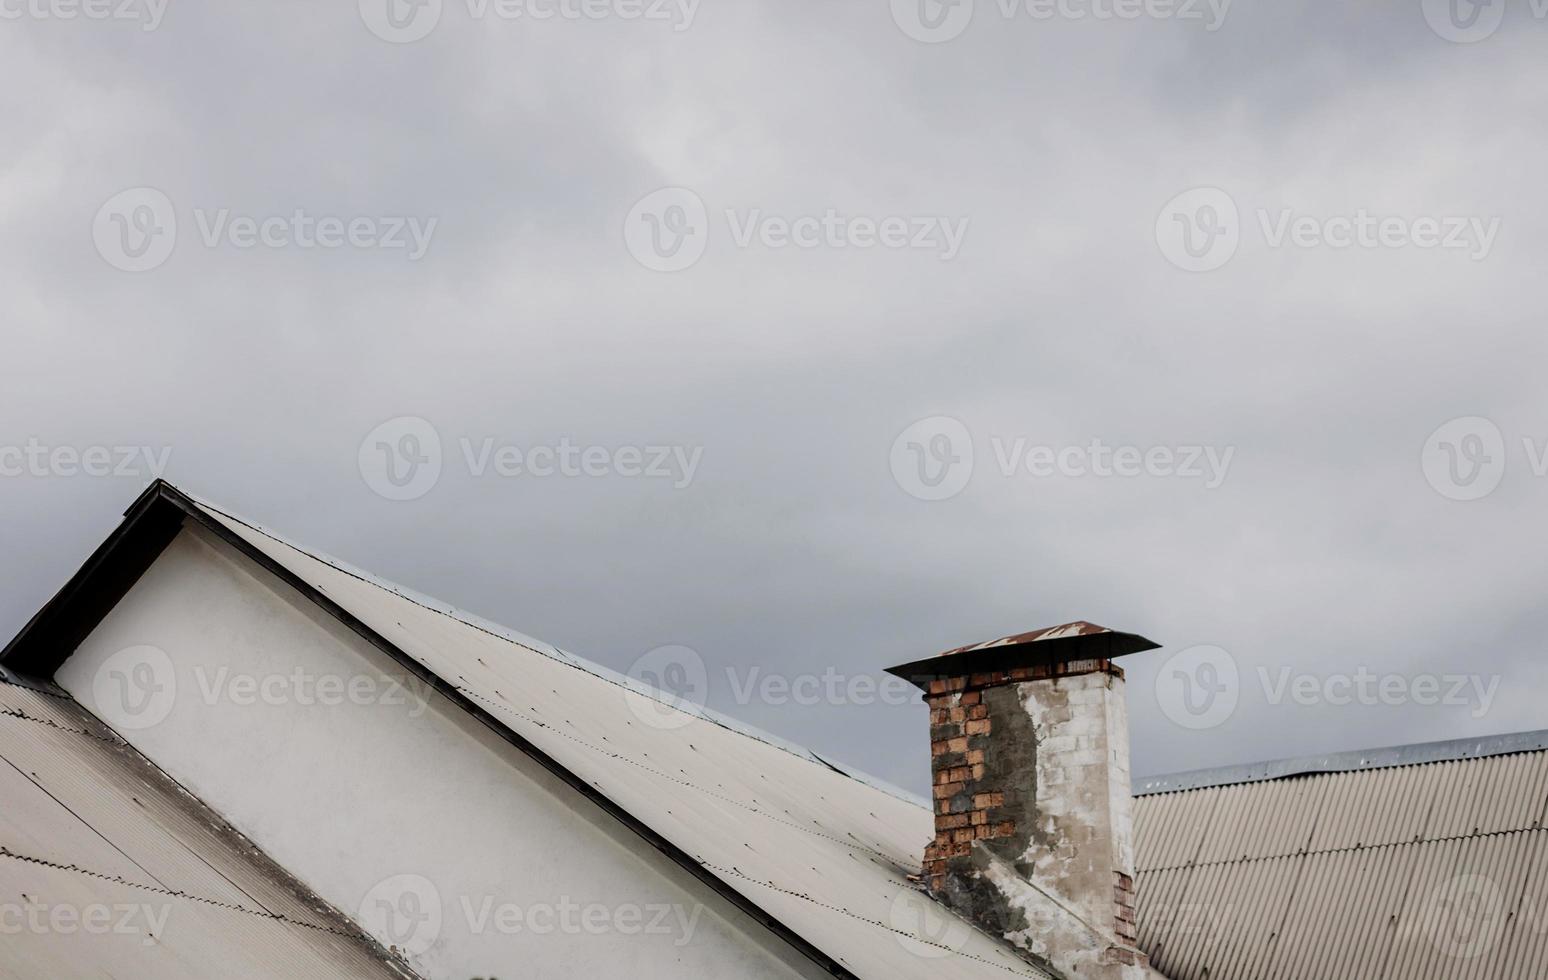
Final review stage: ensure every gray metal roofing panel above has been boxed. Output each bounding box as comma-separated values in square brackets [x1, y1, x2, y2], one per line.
[187, 497, 1053, 979]
[1134, 727, 1548, 796]
[1132, 743, 1548, 980]
[0, 679, 414, 980]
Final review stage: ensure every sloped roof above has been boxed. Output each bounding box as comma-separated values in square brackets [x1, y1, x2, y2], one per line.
[1131, 732, 1548, 980]
[2, 482, 1050, 979]
[0, 675, 414, 980]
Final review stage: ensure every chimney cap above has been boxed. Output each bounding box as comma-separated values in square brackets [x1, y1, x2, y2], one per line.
[885, 620, 1160, 690]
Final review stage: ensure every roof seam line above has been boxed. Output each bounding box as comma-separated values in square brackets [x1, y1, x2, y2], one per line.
[456, 684, 912, 867]
[1136, 823, 1548, 875]
[191, 497, 912, 801]
[0, 846, 371, 941]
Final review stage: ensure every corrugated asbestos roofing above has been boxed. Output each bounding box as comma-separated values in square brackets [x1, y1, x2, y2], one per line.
[183, 492, 1052, 980]
[0, 677, 415, 980]
[1131, 739, 1548, 980]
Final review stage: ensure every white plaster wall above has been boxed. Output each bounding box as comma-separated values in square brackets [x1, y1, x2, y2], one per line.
[56, 525, 826, 980]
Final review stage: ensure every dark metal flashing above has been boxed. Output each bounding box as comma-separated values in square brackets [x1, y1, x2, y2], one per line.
[886, 623, 1159, 691]
[1134, 728, 1548, 796]
[1, 481, 185, 677]
[1, 480, 856, 980]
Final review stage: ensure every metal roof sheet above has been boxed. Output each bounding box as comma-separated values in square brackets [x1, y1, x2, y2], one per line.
[1131, 745, 1548, 980]
[0, 679, 415, 980]
[180, 492, 1052, 979]
[1134, 728, 1548, 795]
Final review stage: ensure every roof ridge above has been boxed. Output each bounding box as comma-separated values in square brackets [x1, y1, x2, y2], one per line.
[1135, 727, 1548, 795]
[179, 488, 932, 812]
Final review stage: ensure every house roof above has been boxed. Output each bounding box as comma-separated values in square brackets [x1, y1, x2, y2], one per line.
[0, 674, 415, 979]
[9, 480, 1545, 980]
[1, 482, 1050, 980]
[1130, 730, 1548, 979]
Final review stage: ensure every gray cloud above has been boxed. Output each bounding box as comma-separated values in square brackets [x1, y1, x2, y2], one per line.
[3, 0, 1546, 795]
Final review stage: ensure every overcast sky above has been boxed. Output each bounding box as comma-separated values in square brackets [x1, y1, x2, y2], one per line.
[3, 0, 1547, 796]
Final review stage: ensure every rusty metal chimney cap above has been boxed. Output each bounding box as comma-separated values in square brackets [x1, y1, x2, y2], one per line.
[884, 620, 1160, 690]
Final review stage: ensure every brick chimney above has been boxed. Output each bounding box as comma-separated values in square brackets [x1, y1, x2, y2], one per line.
[886, 622, 1160, 979]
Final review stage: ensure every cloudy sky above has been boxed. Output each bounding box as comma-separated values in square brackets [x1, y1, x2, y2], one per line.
[3, 0, 1546, 795]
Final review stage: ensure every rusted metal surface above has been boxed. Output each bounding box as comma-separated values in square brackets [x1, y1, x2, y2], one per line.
[1131, 739, 1548, 980]
[938, 622, 1135, 657]
[0, 678, 417, 980]
[888, 622, 1160, 691]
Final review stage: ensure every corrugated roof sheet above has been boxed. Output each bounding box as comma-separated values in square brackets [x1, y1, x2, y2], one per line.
[182, 492, 1052, 979]
[1132, 742, 1548, 979]
[0, 678, 416, 980]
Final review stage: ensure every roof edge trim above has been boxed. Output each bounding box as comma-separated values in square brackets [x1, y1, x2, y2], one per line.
[3, 480, 859, 979]
[1134, 727, 1548, 795]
